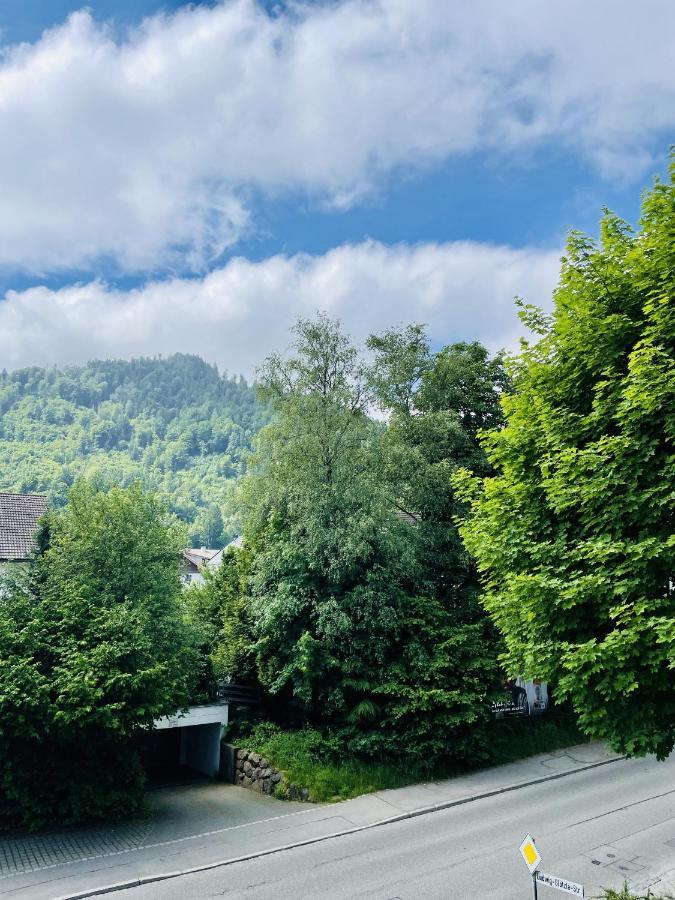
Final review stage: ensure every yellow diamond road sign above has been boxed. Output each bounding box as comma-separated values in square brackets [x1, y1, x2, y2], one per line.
[519, 834, 541, 873]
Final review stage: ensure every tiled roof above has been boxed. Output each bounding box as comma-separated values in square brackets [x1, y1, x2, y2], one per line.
[0, 493, 49, 561]
[182, 548, 221, 569]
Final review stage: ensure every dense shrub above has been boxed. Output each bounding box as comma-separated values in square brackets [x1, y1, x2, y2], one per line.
[0, 482, 199, 831]
[238, 712, 585, 803]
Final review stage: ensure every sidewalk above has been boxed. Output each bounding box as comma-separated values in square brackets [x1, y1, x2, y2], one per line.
[0, 742, 623, 900]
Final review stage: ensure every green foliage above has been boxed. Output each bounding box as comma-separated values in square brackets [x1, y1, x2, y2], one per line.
[218, 315, 507, 763]
[240, 713, 585, 803]
[0, 482, 198, 831]
[483, 711, 585, 765]
[363, 330, 511, 758]
[0, 353, 267, 543]
[186, 543, 257, 684]
[601, 885, 672, 900]
[368, 331, 510, 601]
[242, 316, 420, 749]
[455, 165, 675, 759]
[241, 723, 432, 802]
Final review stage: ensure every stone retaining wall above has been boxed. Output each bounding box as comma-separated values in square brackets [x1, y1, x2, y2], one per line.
[232, 747, 310, 801]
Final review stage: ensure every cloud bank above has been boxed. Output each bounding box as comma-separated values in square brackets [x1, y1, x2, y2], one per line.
[0, 240, 560, 374]
[0, 0, 673, 273]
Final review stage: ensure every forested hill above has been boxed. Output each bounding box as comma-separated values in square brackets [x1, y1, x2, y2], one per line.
[0, 354, 269, 546]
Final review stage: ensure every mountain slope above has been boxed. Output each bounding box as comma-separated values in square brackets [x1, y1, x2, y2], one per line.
[0, 354, 268, 545]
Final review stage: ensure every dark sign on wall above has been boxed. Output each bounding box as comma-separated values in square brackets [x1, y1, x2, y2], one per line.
[492, 678, 548, 717]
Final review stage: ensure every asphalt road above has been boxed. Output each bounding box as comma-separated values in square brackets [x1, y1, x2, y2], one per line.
[112, 753, 675, 900]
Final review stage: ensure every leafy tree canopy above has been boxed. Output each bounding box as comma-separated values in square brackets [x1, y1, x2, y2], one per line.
[195, 316, 509, 762]
[0, 481, 198, 830]
[242, 316, 412, 739]
[368, 328, 510, 603]
[455, 165, 675, 758]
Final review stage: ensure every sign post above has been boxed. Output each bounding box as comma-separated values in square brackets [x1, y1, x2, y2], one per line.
[518, 834, 584, 898]
[519, 834, 541, 899]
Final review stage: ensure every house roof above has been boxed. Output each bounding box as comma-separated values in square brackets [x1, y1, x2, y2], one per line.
[182, 548, 221, 569]
[181, 538, 242, 572]
[206, 536, 243, 569]
[0, 492, 49, 561]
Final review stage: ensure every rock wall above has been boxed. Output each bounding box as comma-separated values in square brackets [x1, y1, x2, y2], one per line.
[233, 747, 310, 801]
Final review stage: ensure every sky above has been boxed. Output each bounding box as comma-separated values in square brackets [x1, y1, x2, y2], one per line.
[0, 0, 672, 375]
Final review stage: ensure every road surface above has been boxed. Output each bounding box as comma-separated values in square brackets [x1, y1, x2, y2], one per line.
[114, 753, 675, 899]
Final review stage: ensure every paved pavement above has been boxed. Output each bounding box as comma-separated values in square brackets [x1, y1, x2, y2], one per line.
[110, 750, 675, 900]
[0, 742, 633, 899]
[0, 782, 307, 894]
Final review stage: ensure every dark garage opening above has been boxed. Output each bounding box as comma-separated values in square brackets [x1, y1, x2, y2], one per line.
[139, 722, 224, 784]
[140, 728, 196, 785]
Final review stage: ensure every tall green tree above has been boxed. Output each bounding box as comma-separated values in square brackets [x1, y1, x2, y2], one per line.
[366, 329, 509, 754]
[0, 482, 198, 830]
[455, 167, 675, 759]
[241, 316, 411, 734]
[230, 316, 500, 761]
[186, 541, 258, 686]
[368, 328, 510, 602]
[190, 504, 226, 548]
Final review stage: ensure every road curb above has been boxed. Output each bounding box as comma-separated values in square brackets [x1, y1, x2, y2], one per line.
[56, 753, 625, 899]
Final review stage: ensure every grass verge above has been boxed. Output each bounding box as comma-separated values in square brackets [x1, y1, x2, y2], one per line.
[600, 884, 673, 899]
[236, 713, 586, 803]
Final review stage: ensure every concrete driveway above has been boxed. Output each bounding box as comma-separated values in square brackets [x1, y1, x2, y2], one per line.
[144, 780, 309, 843]
[0, 780, 307, 889]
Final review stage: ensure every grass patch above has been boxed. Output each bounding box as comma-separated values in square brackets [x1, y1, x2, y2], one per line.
[600, 885, 673, 899]
[238, 712, 586, 803]
[240, 723, 429, 802]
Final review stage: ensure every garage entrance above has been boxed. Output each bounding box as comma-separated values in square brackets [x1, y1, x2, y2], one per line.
[145, 703, 229, 780]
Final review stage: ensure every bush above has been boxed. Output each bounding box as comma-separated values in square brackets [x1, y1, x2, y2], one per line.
[238, 712, 586, 803]
[240, 723, 429, 802]
[483, 712, 585, 766]
[0, 482, 199, 831]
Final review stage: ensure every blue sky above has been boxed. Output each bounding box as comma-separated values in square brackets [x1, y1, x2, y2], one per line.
[1, 0, 203, 43]
[0, 0, 672, 373]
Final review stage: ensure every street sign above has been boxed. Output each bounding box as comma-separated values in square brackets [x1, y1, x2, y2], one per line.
[535, 871, 584, 897]
[519, 834, 541, 873]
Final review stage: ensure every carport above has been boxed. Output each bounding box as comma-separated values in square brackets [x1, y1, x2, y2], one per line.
[151, 703, 229, 778]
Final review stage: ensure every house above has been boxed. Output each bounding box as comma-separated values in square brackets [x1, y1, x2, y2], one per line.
[180, 536, 243, 586]
[181, 547, 219, 585]
[0, 492, 48, 566]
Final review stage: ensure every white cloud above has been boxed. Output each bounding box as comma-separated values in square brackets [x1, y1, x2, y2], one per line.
[1, 0, 672, 274]
[0, 240, 560, 373]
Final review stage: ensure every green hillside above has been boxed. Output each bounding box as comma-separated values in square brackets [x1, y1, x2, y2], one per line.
[0, 354, 268, 546]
